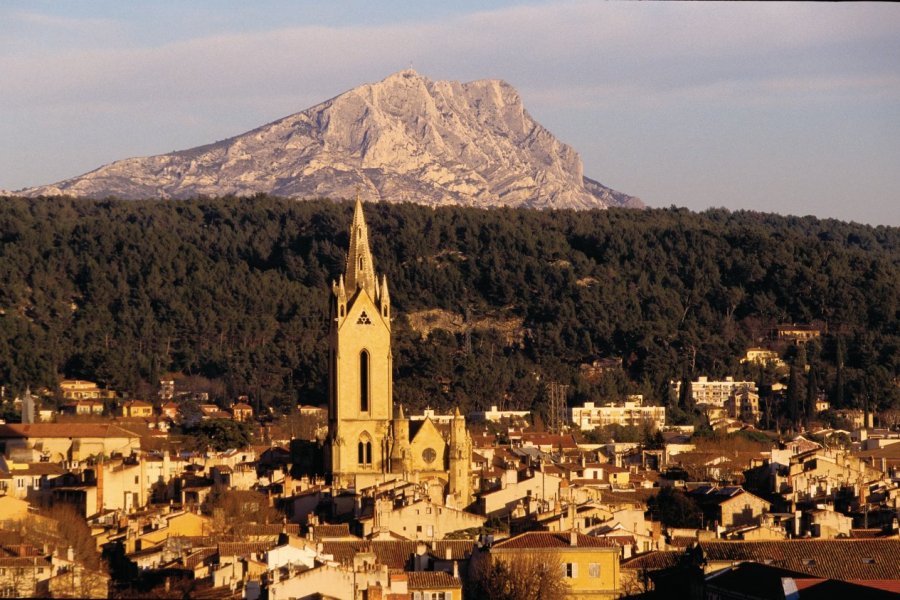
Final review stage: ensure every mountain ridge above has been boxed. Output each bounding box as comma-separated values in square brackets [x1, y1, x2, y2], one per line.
[17, 70, 642, 210]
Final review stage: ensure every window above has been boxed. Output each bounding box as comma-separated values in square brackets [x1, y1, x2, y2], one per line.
[563, 562, 578, 578]
[588, 563, 600, 577]
[358, 437, 372, 466]
[360, 350, 369, 411]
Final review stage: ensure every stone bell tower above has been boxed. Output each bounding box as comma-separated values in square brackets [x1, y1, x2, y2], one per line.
[326, 196, 393, 489]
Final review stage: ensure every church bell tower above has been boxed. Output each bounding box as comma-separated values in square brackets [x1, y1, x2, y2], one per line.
[327, 196, 393, 489]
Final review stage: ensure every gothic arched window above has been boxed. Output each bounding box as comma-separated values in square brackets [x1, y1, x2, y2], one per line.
[360, 350, 370, 412]
[358, 441, 365, 465]
[365, 441, 372, 465]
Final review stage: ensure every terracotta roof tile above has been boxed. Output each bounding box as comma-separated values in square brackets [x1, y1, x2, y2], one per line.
[406, 571, 462, 590]
[311, 524, 353, 539]
[492, 531, 619, 550]
[0, 423, 140, 439]
[321, 541, 474, 569]
[698, 540, 900, 580]
[217, 541, 276, 557]
[622, 551, 683, 571]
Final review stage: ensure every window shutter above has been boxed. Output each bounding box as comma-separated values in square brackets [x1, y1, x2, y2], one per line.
[571, 563, 578, 578]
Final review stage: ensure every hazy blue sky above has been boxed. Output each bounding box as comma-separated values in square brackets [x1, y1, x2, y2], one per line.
[2, 1, 899, 225]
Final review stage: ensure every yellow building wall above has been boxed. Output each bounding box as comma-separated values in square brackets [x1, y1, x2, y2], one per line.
[494, 546, 620, 600]
[331, 288, 393, 487]
[408, 418, 448, 475]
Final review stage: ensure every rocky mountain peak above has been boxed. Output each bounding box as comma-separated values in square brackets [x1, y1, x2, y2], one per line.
[18, 71, 642, 210]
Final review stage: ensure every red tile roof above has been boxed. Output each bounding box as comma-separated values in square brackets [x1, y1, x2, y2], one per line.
[320, 541, 474, 569]
[492, 531, 619, 550]
[407, 571, 462, 590]
[698, 540, 900, 580]
[622, 551, 683, 571]
[0, 423, 140, 439]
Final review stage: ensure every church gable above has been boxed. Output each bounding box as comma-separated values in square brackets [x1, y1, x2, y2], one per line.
[408, 417, 448, 472]
[340, 287, 389, 332]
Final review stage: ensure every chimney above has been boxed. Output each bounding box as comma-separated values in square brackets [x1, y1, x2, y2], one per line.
[96, 463, 104, 513]
[569, 530, 577, 547]
[445, 547, 452, 560]
[66, 546, 74, 562]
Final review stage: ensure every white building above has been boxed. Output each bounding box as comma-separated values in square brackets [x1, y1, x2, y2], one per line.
[469, 405, 530, 423]
[672, 377, 756, 408]
[569, 397, 666, 431]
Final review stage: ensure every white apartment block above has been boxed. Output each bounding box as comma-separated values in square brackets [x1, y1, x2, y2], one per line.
[672, 376, 756, 408]
[570, 397, 666, 431]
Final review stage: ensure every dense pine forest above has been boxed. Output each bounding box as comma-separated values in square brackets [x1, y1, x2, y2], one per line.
[0, 196, 897, 424]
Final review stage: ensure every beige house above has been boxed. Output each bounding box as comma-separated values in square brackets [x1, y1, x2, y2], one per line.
[741, 348, 785, 368]
[362, 498, 486, 540]
[59, 380, 116, 401]
[725, 387, 760, 422]
[121, 400, 153, 418]
[231, 402, 253, 422]
[490, 531, 621, 600]
[477, 469, 563, 518]
[688, 486, 771, 528]
[0, 423, 141, 463]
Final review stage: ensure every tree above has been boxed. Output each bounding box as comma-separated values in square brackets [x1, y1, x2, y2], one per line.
[786, 362, 802, 429]
[647, 487, 703, 528]
[806, 365, 819, 420]
[467, 550, 568, 600]
[182, 419, 252, 451]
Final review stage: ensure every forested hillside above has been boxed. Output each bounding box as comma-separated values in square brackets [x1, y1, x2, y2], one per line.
[0, 196, 897, 420]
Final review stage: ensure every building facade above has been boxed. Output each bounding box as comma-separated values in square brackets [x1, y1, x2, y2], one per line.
[570, 398, 666, 431]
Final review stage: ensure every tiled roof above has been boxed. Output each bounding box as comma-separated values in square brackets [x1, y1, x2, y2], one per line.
[698, 540, 900, 580]
[14, 462, 66, 476]
[849, 529, 890, 539]
[184, 547, 217, 569]
[492, 531, 619, 550]
[311, 523, 353, 539]
[217, 541, 276, 557]
[0, 423, 140, 439]
[0, 556, 47, 567]
[407, 571, 462, 590]
[622, 551, 683, 571]
[321, 540, 474, 569]
[232, 523, 301, 537]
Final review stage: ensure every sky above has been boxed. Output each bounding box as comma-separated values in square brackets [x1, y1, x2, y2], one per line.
[2, 1, 899, 226]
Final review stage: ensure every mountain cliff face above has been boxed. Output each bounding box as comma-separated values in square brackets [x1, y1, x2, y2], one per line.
[19, 70, 641, 210]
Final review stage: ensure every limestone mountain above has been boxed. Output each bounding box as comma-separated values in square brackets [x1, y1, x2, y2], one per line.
[19, 70, 641, 210]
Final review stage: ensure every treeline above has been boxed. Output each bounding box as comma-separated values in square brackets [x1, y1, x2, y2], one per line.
[0, 195, 897, 420]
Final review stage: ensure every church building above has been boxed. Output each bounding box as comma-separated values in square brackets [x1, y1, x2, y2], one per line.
[325, 197, 473, 508]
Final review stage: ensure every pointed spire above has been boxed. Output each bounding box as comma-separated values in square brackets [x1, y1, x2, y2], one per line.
[398, 404, 405, 419]
[344, 194, 377, 299]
